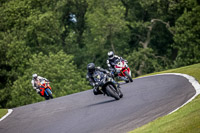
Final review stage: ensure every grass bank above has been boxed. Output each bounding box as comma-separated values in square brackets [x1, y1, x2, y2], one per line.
[0, 109, 8, 119]
[129, 63, 200, 133]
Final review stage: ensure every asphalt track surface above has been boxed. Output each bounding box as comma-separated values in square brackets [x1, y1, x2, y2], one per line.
[0, 74, 196, 133]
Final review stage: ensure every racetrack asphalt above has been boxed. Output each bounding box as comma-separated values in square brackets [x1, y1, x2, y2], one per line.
[0, 74, 196, 133]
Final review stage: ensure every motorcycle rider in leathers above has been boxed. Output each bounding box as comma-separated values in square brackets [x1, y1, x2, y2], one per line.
[86, 63, 120, 95]
[31, 73, 49, 97]
[106, 51, 129, 82]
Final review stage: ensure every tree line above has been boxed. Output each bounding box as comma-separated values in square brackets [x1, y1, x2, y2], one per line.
[0, 0, 199, 108]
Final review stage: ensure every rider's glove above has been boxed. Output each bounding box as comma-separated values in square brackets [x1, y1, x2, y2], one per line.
[45, 79, 50, 82]
[95, 82, 99, 86]
[105, 70, 111, 77]
[107, 72, 112, 77]
[105, 70, 110, 74]
[125, 60, 128, 63]
[92, 83, 95, 87]
[96, 66, 101, 69]
[36, 88, 40, 93]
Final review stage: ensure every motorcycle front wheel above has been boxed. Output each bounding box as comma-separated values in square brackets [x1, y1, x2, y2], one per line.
[46, 89, 53, 99]
[124, 71, 133, 82]
[106, 85, 120, 100]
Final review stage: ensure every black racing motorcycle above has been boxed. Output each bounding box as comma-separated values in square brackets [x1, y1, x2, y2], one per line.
[93, 71, 123, 100]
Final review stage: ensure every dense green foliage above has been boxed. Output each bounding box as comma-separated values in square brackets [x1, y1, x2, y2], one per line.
[6, 51, 88, 107]
[0, 0, 199, 108]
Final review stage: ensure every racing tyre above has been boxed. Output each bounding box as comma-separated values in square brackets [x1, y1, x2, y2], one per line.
[117, 88, 123, 98]
[124, 71, 133, 82]
[106, 85, 120, 100]
[46, 89, 53, 99]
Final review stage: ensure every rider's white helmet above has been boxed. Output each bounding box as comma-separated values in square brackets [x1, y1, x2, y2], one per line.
[32, 74, 38, 79]
[108, 51, 114, 59]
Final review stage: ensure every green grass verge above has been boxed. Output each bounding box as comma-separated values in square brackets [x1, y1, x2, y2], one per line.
[0, 109, 8, 119]
[129, 63, 200, 133]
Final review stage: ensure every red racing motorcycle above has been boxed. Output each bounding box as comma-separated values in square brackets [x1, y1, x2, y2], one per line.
[38, 80, 53, 100]
[113, 58, 133, 83]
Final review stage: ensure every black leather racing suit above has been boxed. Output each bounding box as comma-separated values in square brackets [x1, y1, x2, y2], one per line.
[86, 67, 109, 87]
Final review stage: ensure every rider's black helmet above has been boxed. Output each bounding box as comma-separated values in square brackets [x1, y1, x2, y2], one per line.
[87, 63, 95, 73]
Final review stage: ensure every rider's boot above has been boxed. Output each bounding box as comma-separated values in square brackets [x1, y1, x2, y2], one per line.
[93, 88, 98, 95]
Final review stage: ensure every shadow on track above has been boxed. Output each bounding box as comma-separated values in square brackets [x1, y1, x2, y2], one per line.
[87, 99, 116, 107]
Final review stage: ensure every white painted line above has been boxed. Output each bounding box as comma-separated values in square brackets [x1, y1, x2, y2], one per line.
[165, 73, 200, 114]
[139, 73, 200, 114]
[0, 109, 13, 122]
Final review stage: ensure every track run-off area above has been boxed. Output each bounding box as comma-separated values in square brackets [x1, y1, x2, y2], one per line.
[0, 73, 199, 133]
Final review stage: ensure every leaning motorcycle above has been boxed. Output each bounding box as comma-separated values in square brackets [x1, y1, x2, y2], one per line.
[112, 58, 133, 83]
[38, 80, 53, 100]
[93, 71, 123, 100]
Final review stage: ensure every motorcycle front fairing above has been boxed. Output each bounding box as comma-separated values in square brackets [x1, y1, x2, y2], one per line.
[39, 80, 52, 96]
[93, 71, 115, 94]
[114, 59, 131, 77]
[121, 67, 131, 76]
